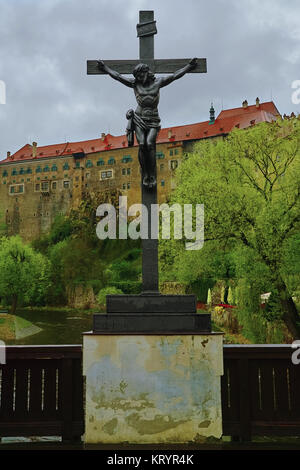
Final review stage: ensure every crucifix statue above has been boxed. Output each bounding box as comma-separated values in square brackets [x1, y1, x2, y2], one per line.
[87, 10, 206, 295]
[87, 10, 206, 191]
[97, 57, 197, 188]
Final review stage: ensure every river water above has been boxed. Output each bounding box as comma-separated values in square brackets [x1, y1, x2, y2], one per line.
[6, 309, 94, 345]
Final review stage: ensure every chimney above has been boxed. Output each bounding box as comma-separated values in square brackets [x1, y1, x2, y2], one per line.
[242, 100, 248, 109]
[101, 133, 106, 141]
[256, 97, 260, 108]
[168, 129, 172, 139]
[209, 103, 215, 125]
[32, 141, 37, 158]
[7, 151, 11, 159]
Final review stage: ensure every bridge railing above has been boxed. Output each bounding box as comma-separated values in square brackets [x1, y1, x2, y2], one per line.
[0, 345, 83, 442]
[0, 344, 299, 442]
[222, 344, 300, 440]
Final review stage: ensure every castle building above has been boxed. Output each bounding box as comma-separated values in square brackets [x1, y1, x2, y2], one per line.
[0, 100, 280, 240]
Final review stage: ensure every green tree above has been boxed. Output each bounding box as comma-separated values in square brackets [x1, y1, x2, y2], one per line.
[0, 213, 7, 237]
[207, 288, 212, 306]
[0, 236, 50, 314]
[97, 286, 124, 307]
[168, 118, 300, 338]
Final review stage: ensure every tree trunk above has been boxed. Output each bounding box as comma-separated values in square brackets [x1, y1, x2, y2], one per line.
[10, 294, 18, 315]
[224, 285, 229, 304]
[275, 277, 300, 340]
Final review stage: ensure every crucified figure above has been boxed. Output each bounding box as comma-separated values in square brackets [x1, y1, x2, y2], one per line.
[97, 58, 197, 189]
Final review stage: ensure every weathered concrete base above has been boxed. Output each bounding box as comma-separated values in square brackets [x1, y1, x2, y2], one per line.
[83, 333, 223, 444]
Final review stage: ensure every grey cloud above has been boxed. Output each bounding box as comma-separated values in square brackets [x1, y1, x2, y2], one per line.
[0, 0, 299, 158]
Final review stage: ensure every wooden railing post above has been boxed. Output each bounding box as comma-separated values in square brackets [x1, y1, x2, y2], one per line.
[61, 357, 73, 442]
[238, 357, 251, 441]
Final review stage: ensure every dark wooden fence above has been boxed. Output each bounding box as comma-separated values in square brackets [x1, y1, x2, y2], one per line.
[222, 345, 300, 440]
[0, 344, 299, 442]
[0, 346, 83, 441]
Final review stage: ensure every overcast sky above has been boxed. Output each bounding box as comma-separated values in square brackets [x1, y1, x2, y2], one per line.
[0, 0, 299, 159]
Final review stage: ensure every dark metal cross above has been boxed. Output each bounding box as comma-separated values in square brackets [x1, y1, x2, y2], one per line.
[87, 10, 207, 295]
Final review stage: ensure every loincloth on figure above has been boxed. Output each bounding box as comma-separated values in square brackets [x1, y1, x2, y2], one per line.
[126, 108, 160, 146]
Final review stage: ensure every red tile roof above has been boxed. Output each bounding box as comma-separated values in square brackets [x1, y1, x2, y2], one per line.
[217, 101, 280, 119]
[0, 101, 280, 165]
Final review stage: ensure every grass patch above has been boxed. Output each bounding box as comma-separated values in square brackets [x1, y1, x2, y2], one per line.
[0, 314, 42, 341]
[0, 314, 16, 341]
[14, 315, 33, 331]
[212, 321, 251, 344]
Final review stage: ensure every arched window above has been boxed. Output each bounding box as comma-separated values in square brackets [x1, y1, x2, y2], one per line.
[86, 160, 93, 168]
[97, 158, 105, 166]
[36, 166, 42, 173]
[43, 165, 50, 172]
[63, 162, 70, 170]
[51, 164, 58, 171]
[108, 157, 116, 165]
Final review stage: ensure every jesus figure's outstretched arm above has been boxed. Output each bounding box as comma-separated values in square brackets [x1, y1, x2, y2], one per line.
[159, 58, 198, 88]
[97, 60, 134, 88]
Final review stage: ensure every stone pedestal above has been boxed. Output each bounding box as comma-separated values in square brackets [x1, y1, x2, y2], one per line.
[83, 332, 223, 444]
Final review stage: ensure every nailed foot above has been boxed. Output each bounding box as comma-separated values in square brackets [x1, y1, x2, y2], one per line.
[148, 176, 156, 189]
[143, 175, 150, 187]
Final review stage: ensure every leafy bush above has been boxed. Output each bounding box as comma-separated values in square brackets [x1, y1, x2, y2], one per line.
[110, 281, 142, 294]
[190, 278, 215, 302]
[97, 286, 123, 306]
[263, 290, 283, 322]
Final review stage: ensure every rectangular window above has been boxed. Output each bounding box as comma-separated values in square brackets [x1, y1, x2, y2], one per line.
[122, 183, 126, 190]
[63, 180, 70, 188]
[52, 181, 57, 190]
[169, 150, 173, 156]
[122, 168, 126, 175]
[35, 183, 40, 192]
[9, 184, 24, 195]
[161, 180, 165, 187]
[127, 183, 131, 189]
[160, 163, 164, 171]
[101, 170, 113, 180]
[41, 182, 49, 191]
[127, 168, 131, 175]
[175, 149, 179, 155]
